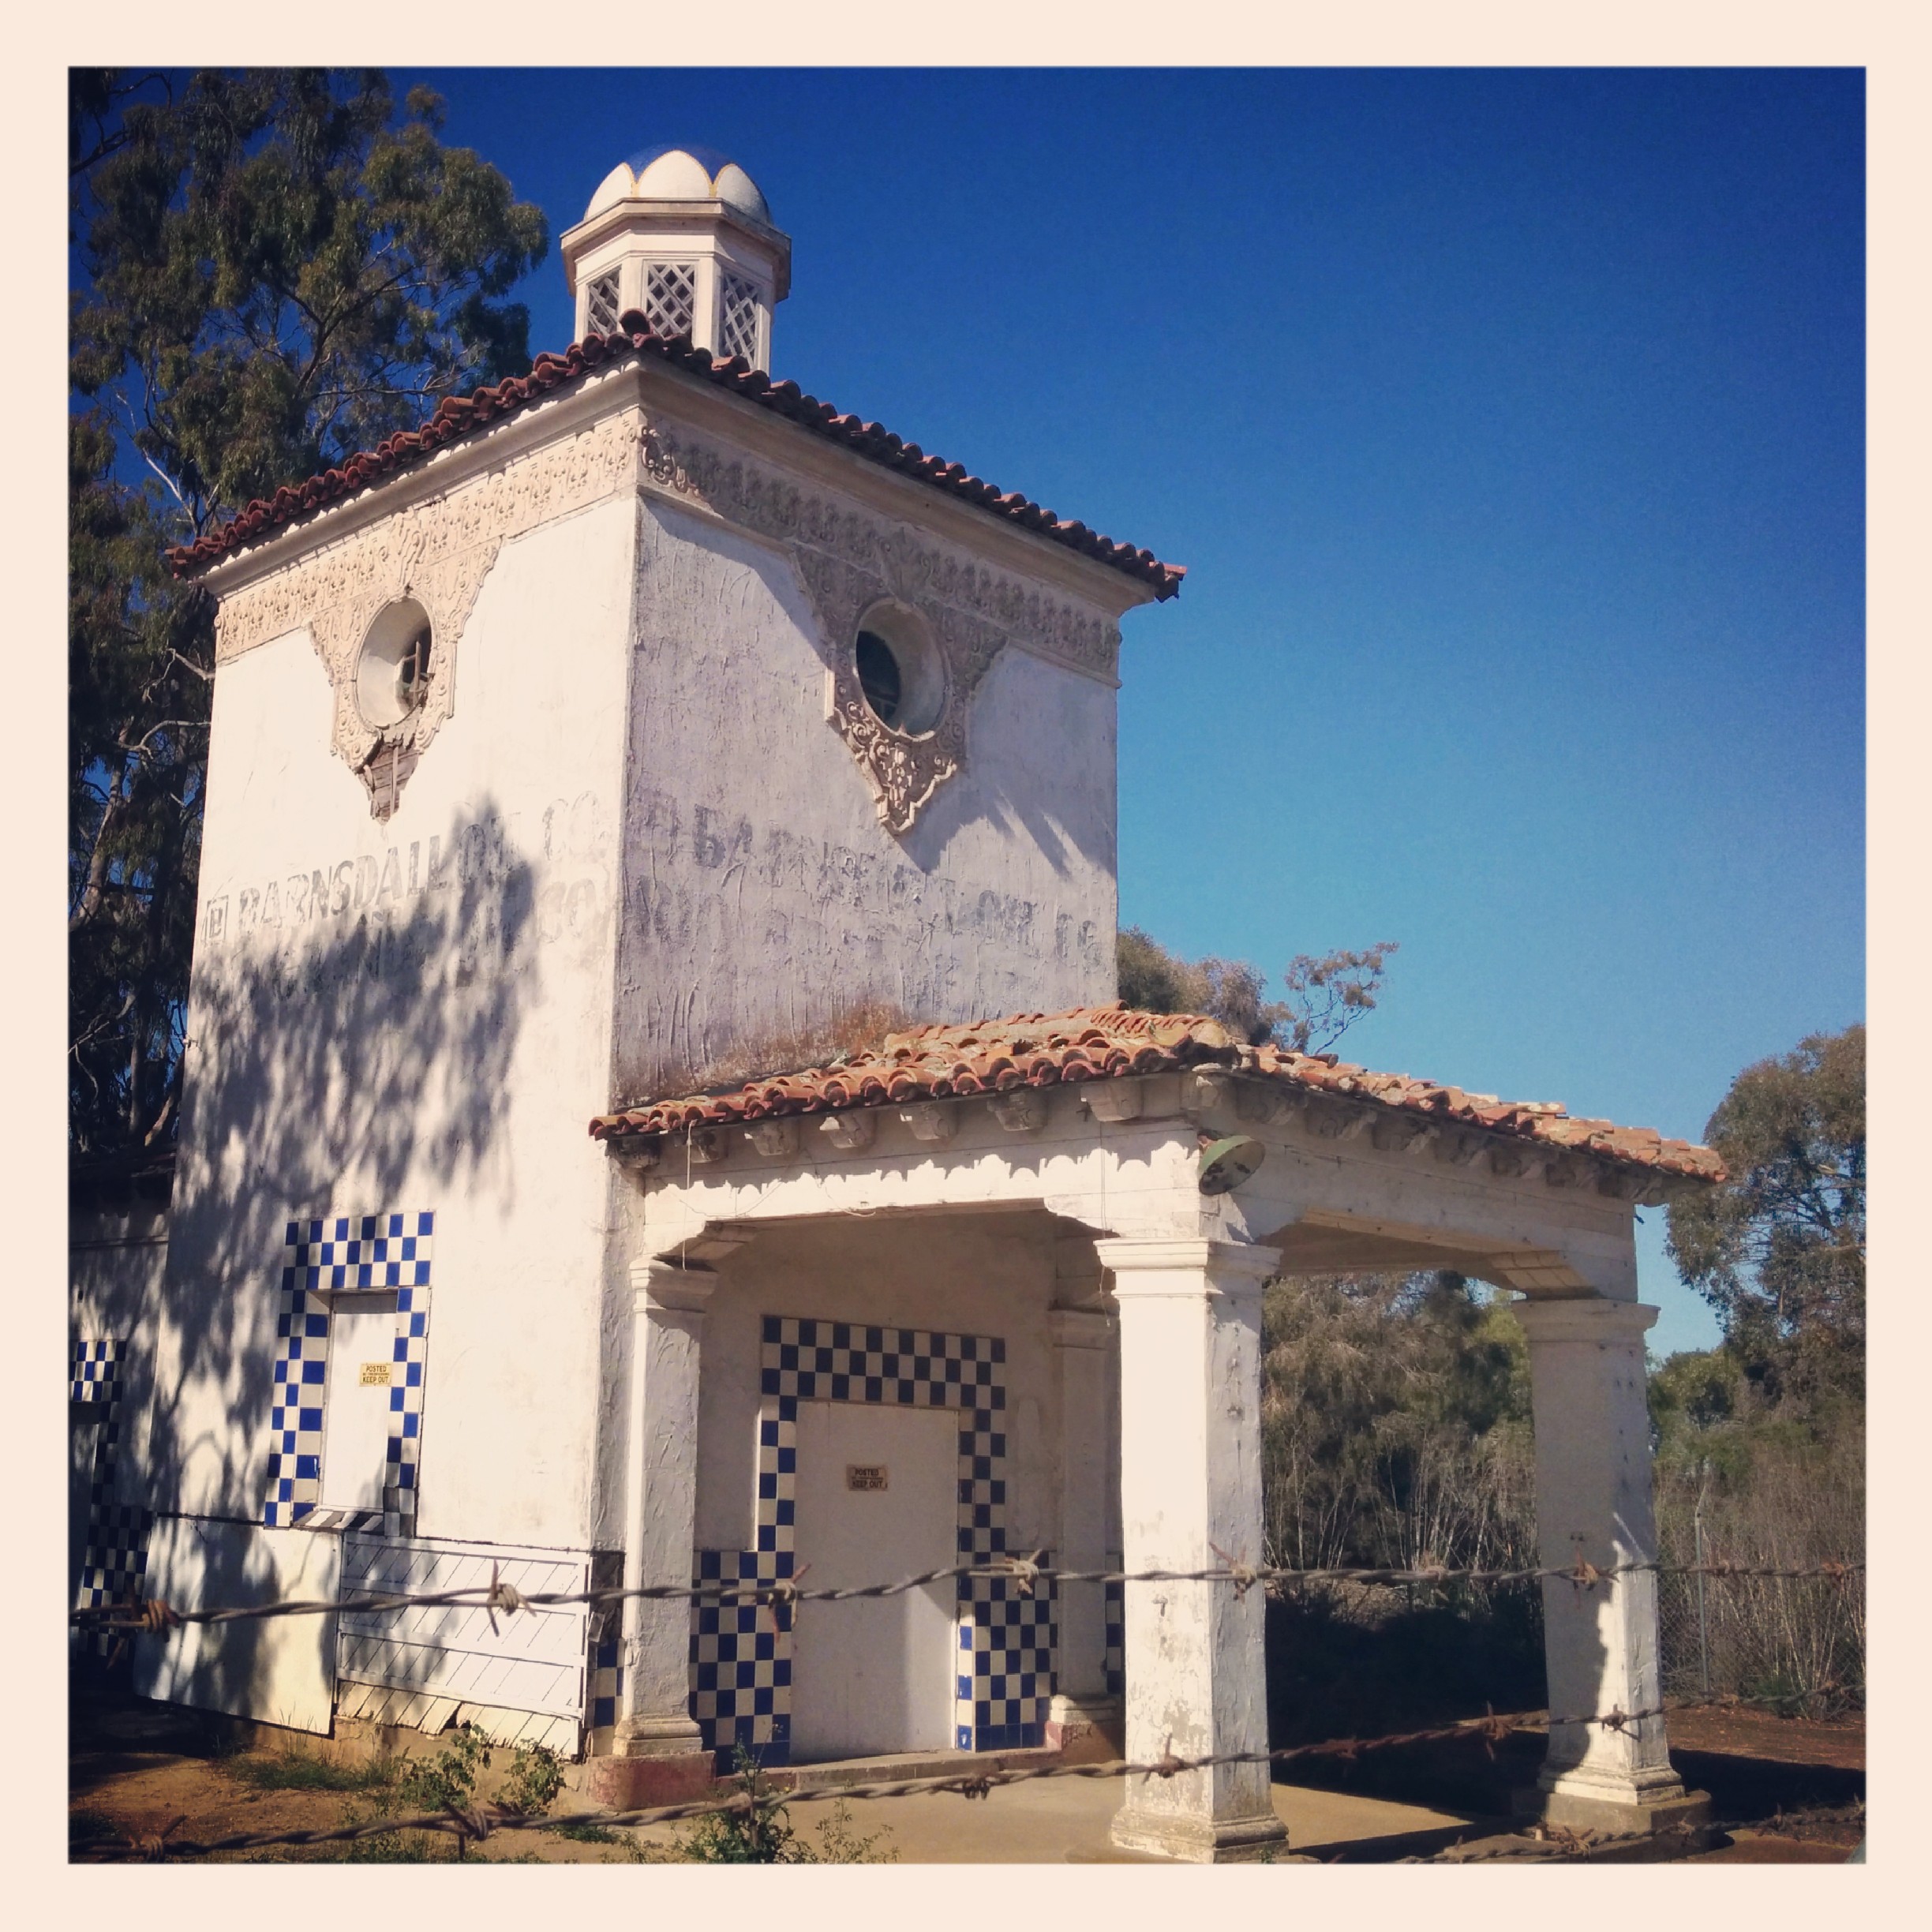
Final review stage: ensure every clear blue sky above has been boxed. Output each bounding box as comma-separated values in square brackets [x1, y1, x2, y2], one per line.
[405, 67, 1865, 1357]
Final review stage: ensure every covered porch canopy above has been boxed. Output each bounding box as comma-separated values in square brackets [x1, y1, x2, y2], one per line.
[590, 1004, 1724, 1862]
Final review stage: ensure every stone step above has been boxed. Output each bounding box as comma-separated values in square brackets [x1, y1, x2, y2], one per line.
[776, 1743, 1065, 1791]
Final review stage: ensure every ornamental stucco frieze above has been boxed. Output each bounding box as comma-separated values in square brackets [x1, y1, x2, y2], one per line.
[638, 421, 1121, 832]
[211, 397, 1118, 829]
[213, 410, 644, 815]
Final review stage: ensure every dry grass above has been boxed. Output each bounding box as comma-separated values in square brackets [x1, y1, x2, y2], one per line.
[630, 998, 916, 1104]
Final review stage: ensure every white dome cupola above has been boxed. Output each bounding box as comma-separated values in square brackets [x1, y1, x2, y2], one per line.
[560, 144, 791, 369]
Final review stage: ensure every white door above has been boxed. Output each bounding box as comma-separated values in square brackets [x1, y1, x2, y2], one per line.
[320, 1294, 401, 1512]
[788, 1399, 959, 1761]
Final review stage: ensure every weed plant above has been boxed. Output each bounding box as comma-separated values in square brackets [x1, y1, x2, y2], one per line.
[674, 1749, 896, 1863]
[230, 1747, 397, 1795]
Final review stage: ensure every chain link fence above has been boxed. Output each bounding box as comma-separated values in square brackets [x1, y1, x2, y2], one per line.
[1653, 1452, 1865, 1712]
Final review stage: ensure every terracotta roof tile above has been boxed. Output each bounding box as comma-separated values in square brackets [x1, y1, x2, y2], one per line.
[167, 322, 1184, 597]
[587, 1002, 1725, 1183]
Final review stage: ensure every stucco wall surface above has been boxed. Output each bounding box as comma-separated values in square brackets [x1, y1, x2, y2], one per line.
[613, 496, 1118, 1095]
[71, 1209, 169, 1347]
[687, 1213, 1069, 1563]
[144, 491, 635, 1556]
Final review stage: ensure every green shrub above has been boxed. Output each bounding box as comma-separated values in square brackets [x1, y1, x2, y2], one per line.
[500, 1739, 566, 1817]
[392, 1723, 493, 1856]
[672, 1751, 897, 1864]
[556, 1819, 624, 1844]
[395, 1722, 489, 1814]
[811, 1798, 898, 1863]
[230, 1747, 396, 1794]
[676, 1748, 813, 1863]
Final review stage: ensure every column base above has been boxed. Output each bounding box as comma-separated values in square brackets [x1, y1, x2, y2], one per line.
[1514, 1780, 1713, 1848]
[612, 1711, 706, 1758]
[586, 1711, 713, 1808]
[586, 1750, 716, 1810]
[1110, 1804, 1288, 1863]
[1046, 1693, 1124, 1761]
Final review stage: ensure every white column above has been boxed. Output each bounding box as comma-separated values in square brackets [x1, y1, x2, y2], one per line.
[1096, 1237, 1286, 1863]
[691, 253, 721, 355]
[615, 1260, 715, 1762]
[1517, 1296, 1696, 1832]
[1047, 1305, 1118, 1744]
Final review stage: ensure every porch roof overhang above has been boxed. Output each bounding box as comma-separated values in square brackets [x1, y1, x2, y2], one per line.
[594, 1005, 1723, 1300]
[590, 1003, 1723, 1185]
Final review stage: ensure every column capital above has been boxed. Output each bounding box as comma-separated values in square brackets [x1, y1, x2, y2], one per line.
[1095, 1236, 1277, 1302]
[631, 1259, 720, 1316]
[1513, 1296, 1658, 1345]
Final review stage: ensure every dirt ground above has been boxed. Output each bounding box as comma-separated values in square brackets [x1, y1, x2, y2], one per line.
[1663, 1703, 1864, 1769]
[69, 1683, 1864, 1866]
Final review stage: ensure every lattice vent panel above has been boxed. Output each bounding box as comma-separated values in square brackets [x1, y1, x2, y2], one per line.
[719, 275, 762, 365]
[644, 262, 698, 340]
[586, 270, 622, 335]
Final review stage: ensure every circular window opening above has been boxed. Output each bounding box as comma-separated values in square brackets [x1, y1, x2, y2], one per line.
[852, 602, 944, 735]
[356, 599, 433, 729]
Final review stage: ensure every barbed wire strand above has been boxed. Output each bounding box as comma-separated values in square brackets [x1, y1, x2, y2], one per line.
[76, 1691, 1848, 1862]
[70, 1553, 1865, 1634]
[1399, 1797, 1866, 1866]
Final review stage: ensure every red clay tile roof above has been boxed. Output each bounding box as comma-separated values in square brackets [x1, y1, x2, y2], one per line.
[166, 321, 1184, 597]
[587, 1002, 1725, 1183]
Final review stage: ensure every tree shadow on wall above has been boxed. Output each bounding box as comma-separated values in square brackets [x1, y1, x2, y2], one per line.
[129, 792, 549, 1722]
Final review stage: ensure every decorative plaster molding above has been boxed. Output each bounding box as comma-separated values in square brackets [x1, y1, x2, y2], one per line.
[640, 419, 1121, 833]
[210, 395, 1119, 830]
[212, 410, 644, 817]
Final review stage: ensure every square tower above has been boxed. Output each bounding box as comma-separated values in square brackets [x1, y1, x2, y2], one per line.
[148, 151, 1179, 1574]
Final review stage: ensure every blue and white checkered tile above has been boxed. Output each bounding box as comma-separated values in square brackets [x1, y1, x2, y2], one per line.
[586, 1551, 627, 1728]
[76, 1500, 151, 1614]
[590, 1638, 626, 1732]
[1104, 1572, 1125, 1699]
[282, 1212, 435, 1292]
[687, 1315, 1050, 1760]
[72, 1339, 152, 1653]
[71, 1337, 121, 1405]
[689, 1550, 793, 1762]
[751, 1398, 799, 1556]
[380, 1265, 434, 1535]
[759, 1317, 1005, 1411]
[262, 1213, 433, 1533]
[955, 1556, 1056, 1750]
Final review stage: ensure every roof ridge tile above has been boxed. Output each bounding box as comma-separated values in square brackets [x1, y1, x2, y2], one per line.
[587, 1002, 1724, 1184]
[167, 328, 1185, 594]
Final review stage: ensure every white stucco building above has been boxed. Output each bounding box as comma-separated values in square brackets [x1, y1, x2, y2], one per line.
[71, 147, 1724, 1861]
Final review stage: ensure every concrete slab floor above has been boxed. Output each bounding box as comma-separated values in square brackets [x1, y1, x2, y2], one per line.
[620, 1777, 1481, 1864]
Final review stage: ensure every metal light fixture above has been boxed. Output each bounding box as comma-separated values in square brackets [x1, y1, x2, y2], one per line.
[1197, 1133, 1266, 1195]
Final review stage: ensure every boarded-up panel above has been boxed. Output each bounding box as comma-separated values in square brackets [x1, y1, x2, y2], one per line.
[133, 1517, 343, 1733]
[337, 1534, 589, 1739]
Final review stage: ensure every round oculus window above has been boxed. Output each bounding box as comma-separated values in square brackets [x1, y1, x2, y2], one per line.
[852, 602, 943, 735]
[355, 599, 433, 729]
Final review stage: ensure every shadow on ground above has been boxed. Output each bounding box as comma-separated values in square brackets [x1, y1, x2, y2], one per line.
[1261, 1588, 1866, 1828]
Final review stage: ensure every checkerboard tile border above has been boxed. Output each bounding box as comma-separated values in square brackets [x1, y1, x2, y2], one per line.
[1104, 1572, 1125, 1699]
[586, 1551, 627, 1730]
[72, 1338, 151, 1649]
[262, 1213, 434, 1537]
[72, 1338, 121, 1406]
[687, 1316, 1057, 1765]
[590, 1636, 624, 1731]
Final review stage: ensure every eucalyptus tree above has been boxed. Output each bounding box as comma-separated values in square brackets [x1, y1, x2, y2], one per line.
[69, 68, 546, 1156]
